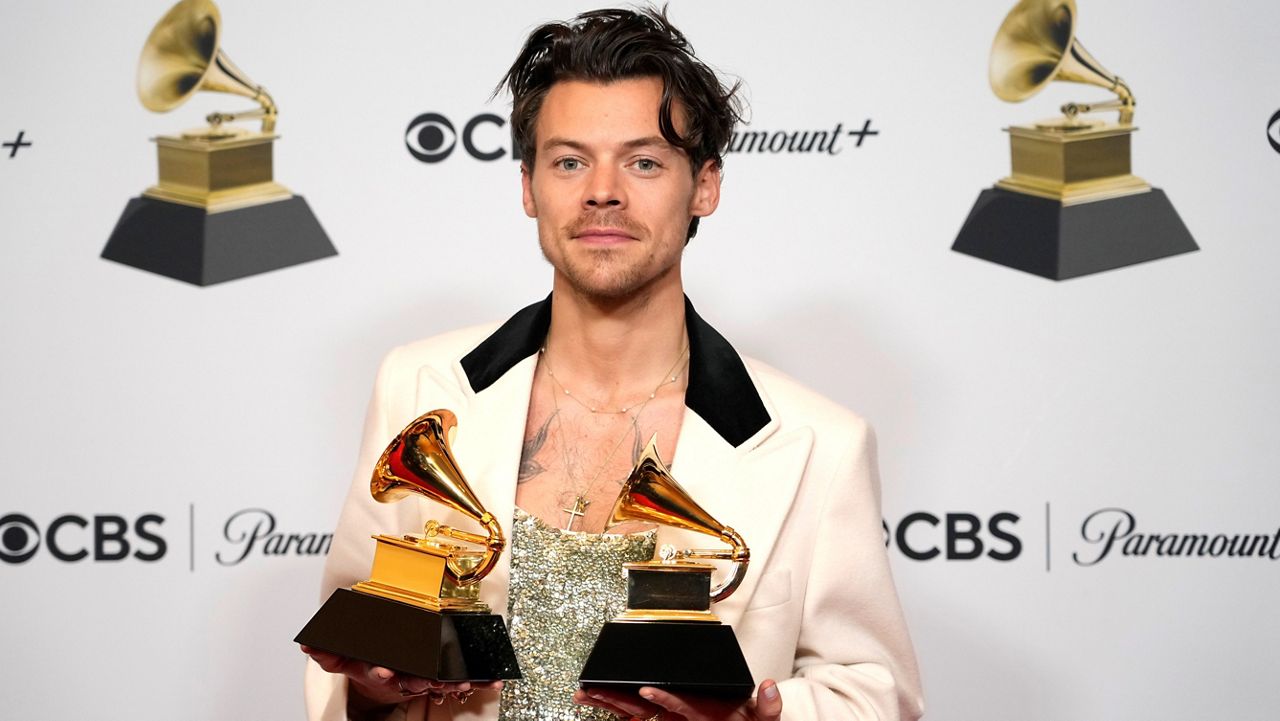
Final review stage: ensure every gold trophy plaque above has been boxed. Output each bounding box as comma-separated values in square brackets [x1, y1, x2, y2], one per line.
[295, 410, 521, 681]
[102, 0, 335, 286]
[578, 437, 754, 698]
[952, 0, 1197, 279]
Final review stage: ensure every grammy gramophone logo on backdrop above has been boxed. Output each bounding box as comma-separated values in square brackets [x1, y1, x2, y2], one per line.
[101, 0, 337, 287]
[952, 0, 1198, 280]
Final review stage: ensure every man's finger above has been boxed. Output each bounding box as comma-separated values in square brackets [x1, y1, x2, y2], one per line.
[572, 689, 633, 717]
[575, 688, 654, 718]
[640, 686, 696, 716]
[398, 676, 447, 695]
[365, 665, 395, 686]
[300, 645, 348, 674]
[301, 646, 504, 701]
[755, 680, 783, 721]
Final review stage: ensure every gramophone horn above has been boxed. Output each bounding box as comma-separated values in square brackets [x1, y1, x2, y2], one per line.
[989, 0, 1134, 123]
[372, 410, 505, 585]
[608, 436, 750, 602]
[137, 0, 277, 132]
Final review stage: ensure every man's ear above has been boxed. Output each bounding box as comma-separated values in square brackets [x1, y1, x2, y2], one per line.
[689, 159, 721, 218]
[521, 163, 538, 218]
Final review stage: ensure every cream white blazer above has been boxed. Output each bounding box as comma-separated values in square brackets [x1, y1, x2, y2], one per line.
[304, 297, 924, 721]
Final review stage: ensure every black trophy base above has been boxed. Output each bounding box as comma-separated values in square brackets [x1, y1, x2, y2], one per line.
[952, 187, 1198, 280]
[102, 195, 337, 286]
[295, 588, 521, 681]
[579, 621, 754, 699]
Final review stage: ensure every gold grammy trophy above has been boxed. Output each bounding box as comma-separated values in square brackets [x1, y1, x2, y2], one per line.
[102, 0, 336, 286]
[578, 437, 755, 698]
[952, 0, 1196, 280]
[295, 410, 521, 681]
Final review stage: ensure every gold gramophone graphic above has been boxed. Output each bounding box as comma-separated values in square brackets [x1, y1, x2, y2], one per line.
[578, 437, 755, 698]
[102, 0, 336, 286]
[295, 410, 521, 681]
[952, 0, 1196, 280]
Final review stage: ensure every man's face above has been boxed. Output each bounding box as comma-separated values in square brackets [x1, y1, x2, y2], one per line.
[521, 77, 721, 302]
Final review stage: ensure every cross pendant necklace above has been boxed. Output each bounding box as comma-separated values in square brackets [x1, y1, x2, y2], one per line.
[562, 496, 590, 531]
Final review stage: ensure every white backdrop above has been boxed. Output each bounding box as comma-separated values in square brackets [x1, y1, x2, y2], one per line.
[2, 1, 1278, 719]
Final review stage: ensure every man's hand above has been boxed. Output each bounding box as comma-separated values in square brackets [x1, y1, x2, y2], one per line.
[572, 679, 782, 721]
[301, 645, 501, 709]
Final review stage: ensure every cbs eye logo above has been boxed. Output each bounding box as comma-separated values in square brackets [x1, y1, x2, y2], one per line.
[0, 514, 40, 563]
[1269, 109, 1280, 155]
[0, 512, 166, 564]
[404, 112, 519, 163]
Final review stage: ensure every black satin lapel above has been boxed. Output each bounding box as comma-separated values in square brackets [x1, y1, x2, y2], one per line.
[460, 294, 769, 447]
[684, 298, 770, 448]
[460, 295, 552, 393]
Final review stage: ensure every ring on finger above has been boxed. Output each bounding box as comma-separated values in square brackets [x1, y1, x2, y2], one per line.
[396, 678, 421, 697]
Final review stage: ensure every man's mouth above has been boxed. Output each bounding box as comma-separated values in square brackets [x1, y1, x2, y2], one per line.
[573, 227, 637, 244]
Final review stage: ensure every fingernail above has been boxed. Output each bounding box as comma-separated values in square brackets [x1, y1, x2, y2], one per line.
[763, 683, 779, 700]
[640, 689, 655, 700]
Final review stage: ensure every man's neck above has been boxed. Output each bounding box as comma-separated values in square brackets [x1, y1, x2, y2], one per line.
[542, 274, 688, 401]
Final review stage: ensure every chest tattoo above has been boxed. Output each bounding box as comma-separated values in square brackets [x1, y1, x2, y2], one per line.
[517, 409, 558, 483]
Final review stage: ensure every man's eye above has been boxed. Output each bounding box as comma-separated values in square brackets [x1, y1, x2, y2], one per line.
[558, 158, 581, 171]
[634, 158, 658, 172]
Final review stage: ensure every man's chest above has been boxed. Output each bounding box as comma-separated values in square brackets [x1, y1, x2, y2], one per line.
[511, 387, 685, 534]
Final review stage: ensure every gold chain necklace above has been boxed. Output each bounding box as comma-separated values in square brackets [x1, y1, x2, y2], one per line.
[541, 342, 689, 531]
[541, 346, 686, 414]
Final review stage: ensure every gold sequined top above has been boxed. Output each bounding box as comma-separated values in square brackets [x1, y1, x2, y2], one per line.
[498, 507, 656, 720]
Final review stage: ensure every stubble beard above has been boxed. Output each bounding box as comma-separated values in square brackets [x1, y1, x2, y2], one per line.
[541, 240, 662, 302]
[540, 212, 680, 303]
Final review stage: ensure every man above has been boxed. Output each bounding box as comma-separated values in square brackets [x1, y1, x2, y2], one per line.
[304, 8, 923, 721]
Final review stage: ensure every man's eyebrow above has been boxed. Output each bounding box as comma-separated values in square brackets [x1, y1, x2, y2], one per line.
[620, 136, 674, 151]
[541, 136, 676, 152]
[542, 137, 587, 152]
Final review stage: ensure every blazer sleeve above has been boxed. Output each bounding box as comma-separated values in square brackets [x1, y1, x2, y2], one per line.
[775, 421, 925, 720]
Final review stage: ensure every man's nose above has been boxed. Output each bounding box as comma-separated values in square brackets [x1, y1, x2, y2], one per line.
[584, 165, 625, 209]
